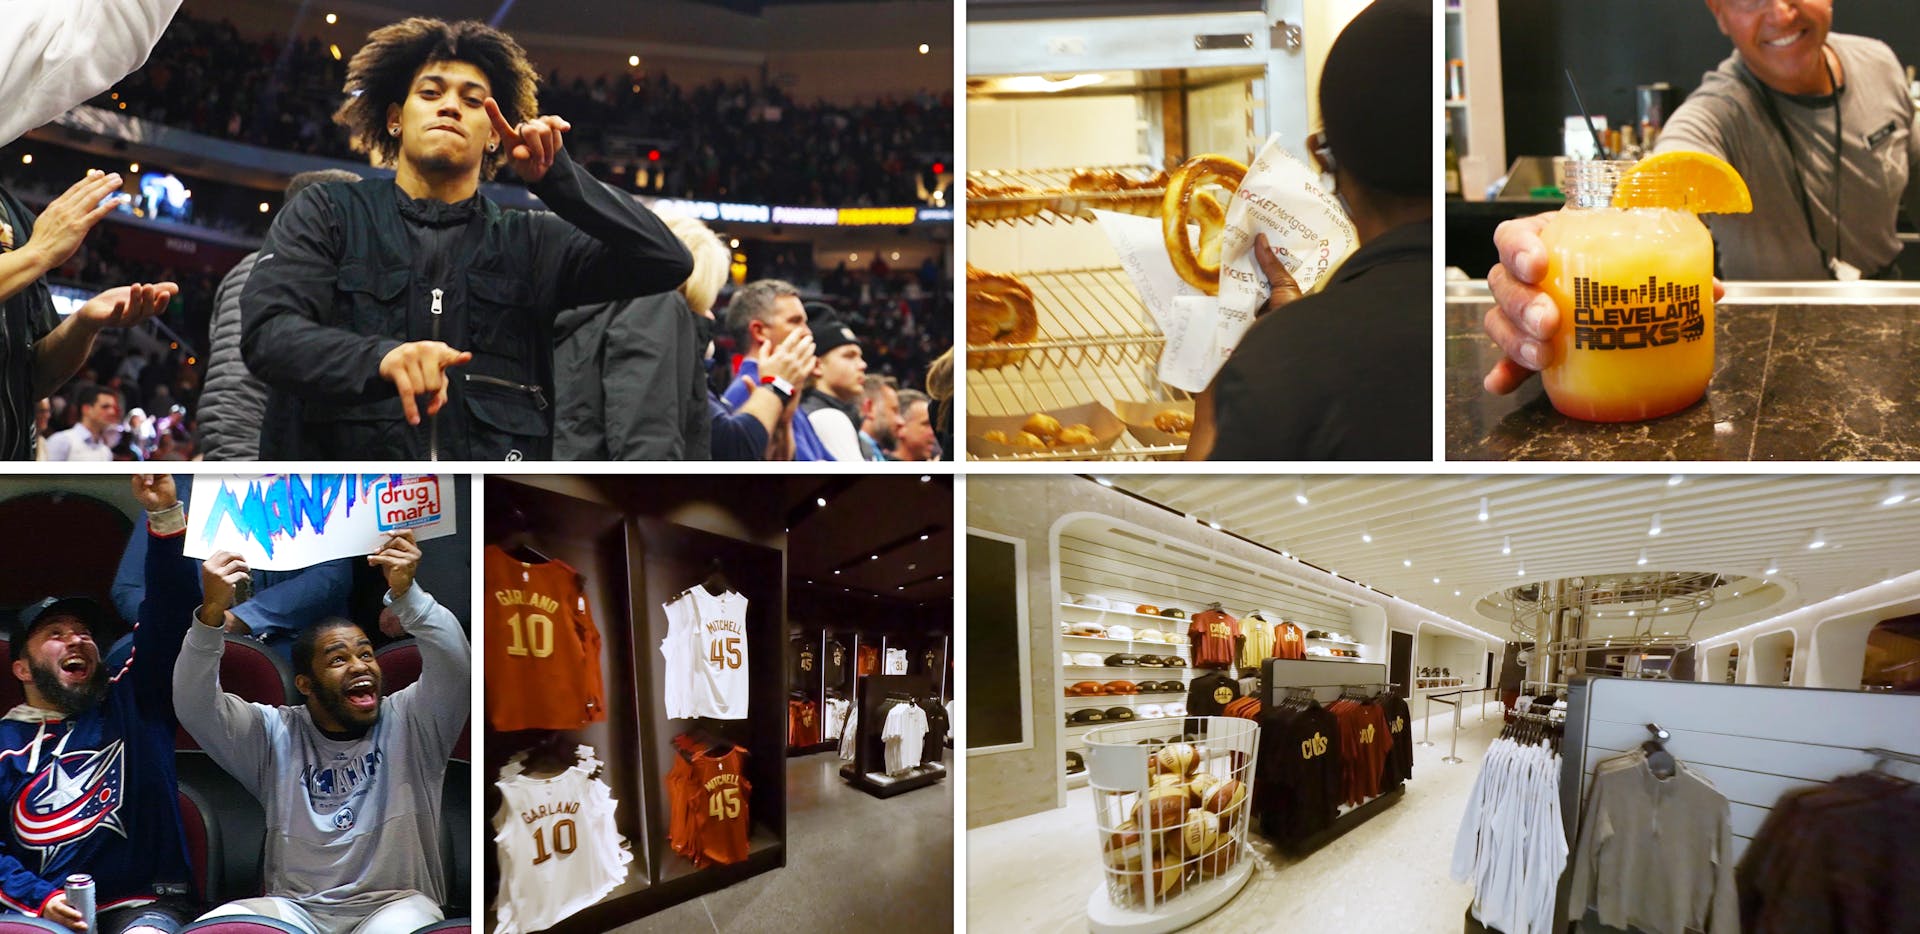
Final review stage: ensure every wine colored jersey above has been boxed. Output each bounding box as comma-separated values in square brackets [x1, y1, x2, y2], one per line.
[485, 546, 607, 731]
[1188, 608, 1240, 669]
[1273, 621, 1306, 660]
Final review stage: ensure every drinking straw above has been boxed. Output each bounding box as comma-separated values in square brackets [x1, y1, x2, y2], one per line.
[1564, 69, 1610, 160]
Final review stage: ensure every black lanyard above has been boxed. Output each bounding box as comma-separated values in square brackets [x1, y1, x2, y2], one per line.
[1743, 51, 1845, 275]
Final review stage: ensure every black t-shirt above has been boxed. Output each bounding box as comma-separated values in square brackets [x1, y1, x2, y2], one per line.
[919, 698, 949, 764]
[1256, 703, 1342, 845]
[0, 188, 60, 461]
[1185, 672, 1241, 734]
[1210, 222, 1432, 461]
[1379, 694, 1414, 788]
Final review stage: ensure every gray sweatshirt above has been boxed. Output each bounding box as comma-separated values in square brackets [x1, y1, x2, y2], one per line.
[172, 584, 469, 932]
[1567, 750, 1739, 934]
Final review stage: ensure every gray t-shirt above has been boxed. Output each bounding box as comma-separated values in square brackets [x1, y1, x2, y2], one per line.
[174, 585, 470, 932]
[1656, 33, 1919, 280]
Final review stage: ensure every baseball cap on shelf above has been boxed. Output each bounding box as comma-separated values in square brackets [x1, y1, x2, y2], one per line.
[1104, 706, 1136, 722]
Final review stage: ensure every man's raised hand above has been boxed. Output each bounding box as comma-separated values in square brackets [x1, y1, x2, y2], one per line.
[484, 97, 572, 184]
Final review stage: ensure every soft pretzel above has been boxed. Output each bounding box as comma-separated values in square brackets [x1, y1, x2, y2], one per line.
[966, 263, 1039, 369]
[966, 178, 1047, 223]
[1152, 410, 1194, 435]
[1162, 155, 1248, 295]
[1053, 169, 1169, 219]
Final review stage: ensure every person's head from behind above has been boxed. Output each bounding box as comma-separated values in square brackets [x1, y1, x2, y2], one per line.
[1703, 0, 1833, 95]
[1315, 0, 1429, 236]
[861, 374, 900, 446]
[285, 169, 365, 206]
[334, 17, 540, 182]
[293, 618, 385, 735]
[892, 388, 935, 460]
[73, 383, 121, 434]
[661, 213, 730, 319]
[12, 599, 111, 716]
[724, 279, 808, 358]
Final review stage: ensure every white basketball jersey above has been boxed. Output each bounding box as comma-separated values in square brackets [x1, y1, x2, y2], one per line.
[491, 746, 631, 934]
[664, 588, 751, 719]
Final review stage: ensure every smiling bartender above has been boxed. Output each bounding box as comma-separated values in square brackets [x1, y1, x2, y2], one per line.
[1481, 0, 1919, 395]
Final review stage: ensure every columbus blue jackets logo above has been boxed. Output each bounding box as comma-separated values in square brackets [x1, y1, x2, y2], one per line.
[11, 743, 127, 857]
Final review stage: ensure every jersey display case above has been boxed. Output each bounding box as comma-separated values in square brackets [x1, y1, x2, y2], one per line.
[483, 480, 788, 933]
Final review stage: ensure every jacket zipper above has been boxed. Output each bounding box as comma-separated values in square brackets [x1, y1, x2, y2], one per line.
[428, 287, 443, 461]
[467, 373, 549, 410]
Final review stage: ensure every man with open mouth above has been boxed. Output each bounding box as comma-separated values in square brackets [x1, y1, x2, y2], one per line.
[0, 475, 199, 934]
[174, 529, 469, 934]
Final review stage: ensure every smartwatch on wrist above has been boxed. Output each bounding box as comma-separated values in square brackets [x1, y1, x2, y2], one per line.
[761, 375, 794, 403]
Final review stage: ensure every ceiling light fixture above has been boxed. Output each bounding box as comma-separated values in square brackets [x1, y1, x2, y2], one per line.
[816, 497, 826, 507]
[1477, 497, 1490, 522]
[1208, 520, 1222, 530]
[1096, 477, 1113, 487]
[1648, 512, 1662, 537]
[1294, 482, 1310, 506]
[1882, 478, 1907, 506]
[1808, 528, 1827, 549]
[1637, 548, 1649, 566]
[1361, 525, 1372, 543]
[1764, 557, 1779, 575]
[1501, 535, 1511, 556]
[1516, 562, 1525, 578]
[1433, 576, 1441, 584]
[1403, 556, 1413, 567]
[1668, 474, 1684, 487]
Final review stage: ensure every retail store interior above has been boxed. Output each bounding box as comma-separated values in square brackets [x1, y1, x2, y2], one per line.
[484, 474, 952, 934]
[967, 474, 1920, 933]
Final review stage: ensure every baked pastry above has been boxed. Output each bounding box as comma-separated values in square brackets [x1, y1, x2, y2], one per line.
[965, 177, 1046, 223]
[1162, 155, 1249, 295]
[1021, 412, 1062, 440]
[1153, 410, 1194, 435]
[1010, 431, 1047, 450]
[1054, 424, 1098, 448]
[1053, 168, 1169, 219]
[966, 264, 1040, 368]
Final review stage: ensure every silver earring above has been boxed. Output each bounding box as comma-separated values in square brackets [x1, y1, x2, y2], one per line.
[389, 126, 400, 137]
[487, 142, 498, 152]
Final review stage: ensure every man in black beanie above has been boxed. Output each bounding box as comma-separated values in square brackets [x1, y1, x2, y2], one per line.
[799, 310, 870, 461]
[1205, 0, 1432, 461]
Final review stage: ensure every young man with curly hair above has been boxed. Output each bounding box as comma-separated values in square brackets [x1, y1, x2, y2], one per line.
[240, 17, 692, 460]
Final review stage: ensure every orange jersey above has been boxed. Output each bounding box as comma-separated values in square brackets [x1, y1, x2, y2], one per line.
[486, 546, 608, 731]
[1274, 621, 1306, 660]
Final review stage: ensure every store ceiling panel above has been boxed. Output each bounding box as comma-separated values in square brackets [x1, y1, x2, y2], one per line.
[785, 475, 952, 605]
[1107, 474, 1920, 641]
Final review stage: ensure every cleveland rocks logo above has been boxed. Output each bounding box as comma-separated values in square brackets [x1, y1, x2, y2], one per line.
[1571, 276, 1705, 350]
[12, 744, 128, 858]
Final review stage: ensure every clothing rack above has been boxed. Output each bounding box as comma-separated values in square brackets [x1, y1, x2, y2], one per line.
[1552, 677, 1920, 927]
[1260, 657, 1405, 855]
[839, 673, 947, 799]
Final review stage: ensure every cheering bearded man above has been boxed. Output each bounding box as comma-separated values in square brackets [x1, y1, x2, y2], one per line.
[241, 17, 693, 460]
[175, 530, 468, 934]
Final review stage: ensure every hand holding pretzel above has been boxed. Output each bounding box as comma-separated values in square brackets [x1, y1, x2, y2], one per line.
[484, 97, 572, 184]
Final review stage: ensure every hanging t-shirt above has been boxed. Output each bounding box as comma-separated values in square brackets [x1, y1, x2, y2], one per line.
[1240, 613, 1276, 670]
[821, 697, 851, 742]
[1185, 671, 1242, 735]
[918, 698, 949, 765]
[492, 746, 630, 934]
[485, 546, 608, 731]
[1189, 607, 1240, 669]
[881, 701, 929, 774]
[1379, 694, 1414, 788]
[1274, 621, 1306, 660]
[662, 588, 751, 719]
[1256, 703, 1342, 844]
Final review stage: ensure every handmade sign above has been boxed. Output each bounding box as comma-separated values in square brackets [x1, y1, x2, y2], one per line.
[184, 474, 455, 571]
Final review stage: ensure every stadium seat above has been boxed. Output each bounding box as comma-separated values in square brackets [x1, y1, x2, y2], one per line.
[0, 638, 19, 712]
[174, 752, 267, 901]
[0, 493, 132, 612]
[0, 919, 69, 934]
[179, 916, 308, 934]
[441, 762, 469, 913]
[177, 778, 221, 904]
[412, 920, 470, 934]
[374, 639, 421, 692]
[177, 636, 296, 751]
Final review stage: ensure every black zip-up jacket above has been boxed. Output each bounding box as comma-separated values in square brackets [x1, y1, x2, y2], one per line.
[0, 188, 60, 461]
[240, 149, 694, 460]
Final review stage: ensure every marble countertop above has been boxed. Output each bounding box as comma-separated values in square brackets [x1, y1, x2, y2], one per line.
[1446, 282, 1920, 461]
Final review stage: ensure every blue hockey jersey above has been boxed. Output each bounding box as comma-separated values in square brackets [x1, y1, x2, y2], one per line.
[0, 522, 194, 914]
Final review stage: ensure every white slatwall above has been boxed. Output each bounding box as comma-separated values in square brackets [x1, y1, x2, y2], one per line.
[1572, 678, 1920, 863]
[1058, 527, 1358, 636]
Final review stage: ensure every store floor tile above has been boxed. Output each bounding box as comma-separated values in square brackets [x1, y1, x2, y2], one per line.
[612, 748, 955, 933]
[968, 704, 1506, 932]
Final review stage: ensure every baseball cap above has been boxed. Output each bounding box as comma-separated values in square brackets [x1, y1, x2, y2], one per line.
[1104, 706, 1136, 722]
[1069, 708, 1105, 725]
[12, 597, 116, 661]
[1104, 681, 1138, 695]
[1137, 704, 1165, 720]
[1136, 655, 1163, 668]
[1105, 625, 1134, 642]
[1166, 702, 1189, 717]
[1106, 653, 1141, 667]
[1066, 751, 1085, 773]
[1135, 629, 1165, 644]
[1073, 652, 1105, 667]
[810, 314, 863, 357]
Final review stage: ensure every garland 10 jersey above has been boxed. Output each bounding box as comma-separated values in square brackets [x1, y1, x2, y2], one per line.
[491, 747, 630, 934]
[662, 588, 751, 719]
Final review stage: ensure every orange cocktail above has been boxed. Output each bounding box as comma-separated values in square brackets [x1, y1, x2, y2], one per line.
[1540, 199, 1715, 422]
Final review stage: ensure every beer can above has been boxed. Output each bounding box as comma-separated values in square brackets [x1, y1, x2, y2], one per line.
[64, 874, 94, 932]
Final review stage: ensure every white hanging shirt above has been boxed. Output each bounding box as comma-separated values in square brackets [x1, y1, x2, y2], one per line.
[663, 588, 751, 719]
[492, 746, 631, 934]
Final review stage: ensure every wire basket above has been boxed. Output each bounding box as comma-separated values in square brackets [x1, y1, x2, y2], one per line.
[1083, 716, 1258, 922]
